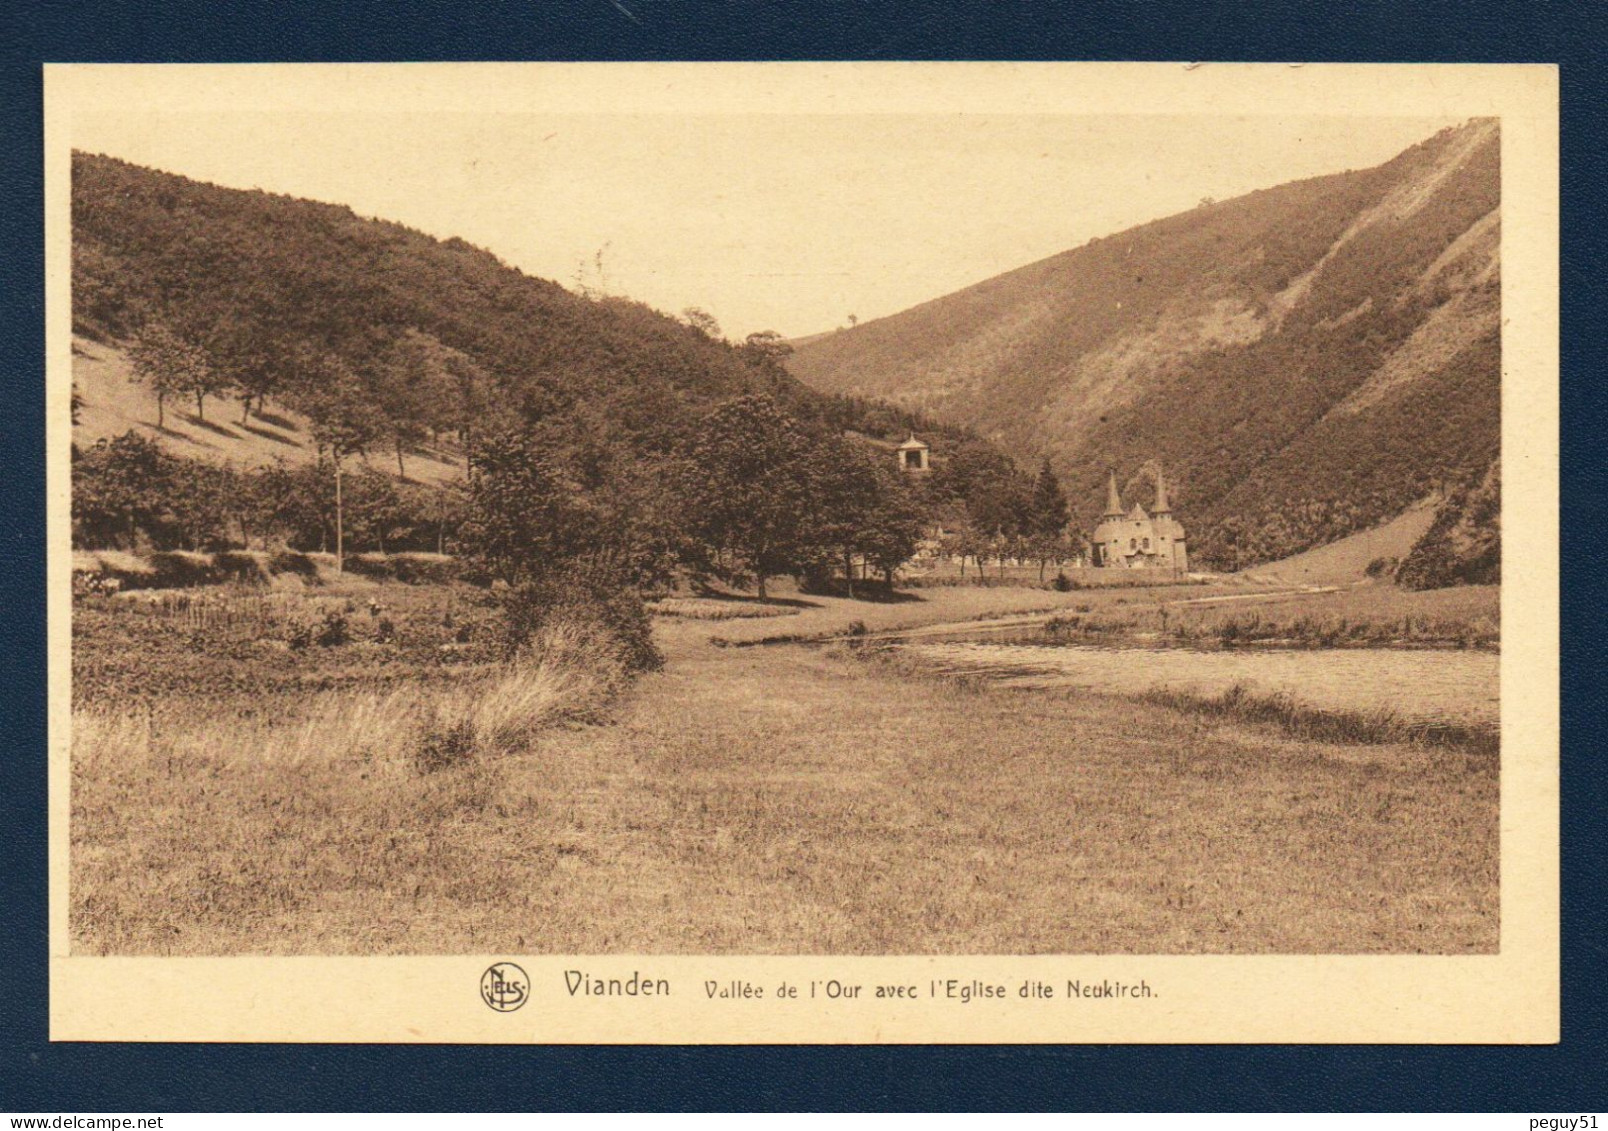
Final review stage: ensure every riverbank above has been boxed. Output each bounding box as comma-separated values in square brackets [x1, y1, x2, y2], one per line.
[892, 638, 1499, 733]
[980, 583, 1500, 652]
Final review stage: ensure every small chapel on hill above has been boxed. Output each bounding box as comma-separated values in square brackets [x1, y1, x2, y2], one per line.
[1092, 467, 1188, 572]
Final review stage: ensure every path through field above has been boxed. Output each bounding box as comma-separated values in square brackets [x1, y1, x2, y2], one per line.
[500, 608, 1498, 955]
[72, 584, 1499, 956]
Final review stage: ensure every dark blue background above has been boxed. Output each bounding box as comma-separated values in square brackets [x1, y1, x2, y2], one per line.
[4, 0, 1603, 1112]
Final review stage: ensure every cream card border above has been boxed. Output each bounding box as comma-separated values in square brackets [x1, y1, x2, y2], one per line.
[44, 62, 1559, 1044]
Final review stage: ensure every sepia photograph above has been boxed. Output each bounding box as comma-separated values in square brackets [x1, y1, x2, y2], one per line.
[44, 63, 1558, 1043]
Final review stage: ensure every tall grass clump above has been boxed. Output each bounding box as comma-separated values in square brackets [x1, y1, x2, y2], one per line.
[396, 561, 661, 770]
[414, 620, 623, 771]
[499, 564, 663, 675]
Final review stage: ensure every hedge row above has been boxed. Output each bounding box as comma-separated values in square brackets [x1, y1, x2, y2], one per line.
[71, 549, 458, 591]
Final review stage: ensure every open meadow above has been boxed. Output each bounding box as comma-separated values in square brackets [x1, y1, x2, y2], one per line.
[70, 576, 1498, 956]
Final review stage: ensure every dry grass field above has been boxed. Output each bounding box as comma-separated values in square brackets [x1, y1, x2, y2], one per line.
[70, 579, 1498, 956]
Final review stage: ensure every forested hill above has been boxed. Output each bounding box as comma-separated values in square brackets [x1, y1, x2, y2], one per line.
[787, 120, 1501, 575]
[72, 152, 964, 469]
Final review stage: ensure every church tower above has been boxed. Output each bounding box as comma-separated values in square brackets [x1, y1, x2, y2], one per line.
[1104, 469, 1124, 518]
[1152, 466, 1171, 517]
[1150, 464, 1187, 573]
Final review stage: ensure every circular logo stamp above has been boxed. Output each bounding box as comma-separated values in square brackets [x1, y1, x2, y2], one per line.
[480, 962, 530, 1012]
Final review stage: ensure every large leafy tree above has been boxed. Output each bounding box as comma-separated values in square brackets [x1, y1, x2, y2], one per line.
[368, 329, 465, 478]
[858, 463, 927, 589]
[292, 351, 385, 571]
[161, 459, 238, 550]
[460, 421, 602, 586]
[802, 436, 928, 595]
[681, 307, 722, 340]
[198, 305, 289, 425]
[71, 431, 174, 548]
[967, 475, 1030, 577]
[807, 435, 881, 596]
[252, 459, 332, 551]
[738, 330, 793, 367]
[128, 322, 208, 430]
[682, 395, 822, 600]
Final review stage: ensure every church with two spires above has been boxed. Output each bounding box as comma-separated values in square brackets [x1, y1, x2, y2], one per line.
[894, 434, 1186, 573]
[1090, 467, 1188, 572]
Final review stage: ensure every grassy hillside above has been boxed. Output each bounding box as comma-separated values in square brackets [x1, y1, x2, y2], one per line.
[1398, 460, 1501, 589]
[73, 152, 847, 463]
[72, 336, 466, 485]
[74, 152, 995, 492]
[787, 121, 1501, 574]
[1241, 497, 1440, 588]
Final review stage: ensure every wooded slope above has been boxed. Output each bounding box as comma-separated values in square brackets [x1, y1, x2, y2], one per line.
[788, 121, 1501, 574]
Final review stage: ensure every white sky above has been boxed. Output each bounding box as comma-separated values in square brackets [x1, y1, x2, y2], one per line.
[72, 112, 1458, 339]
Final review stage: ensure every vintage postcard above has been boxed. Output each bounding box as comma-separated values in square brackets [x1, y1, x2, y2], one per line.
[45, 62, 1558, 1043]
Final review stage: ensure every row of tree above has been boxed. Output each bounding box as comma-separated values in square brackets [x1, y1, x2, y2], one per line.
[77, 389, 1086, 602]
[73, 432, 462, 556]
[129, 316, 495, 480]
[73, 165, 1081, 591]
[463, 394, 930, 599]
[108, 306, 1062, 585]
[939, 459, 1080, 582]
[459, 392, 1086, 598]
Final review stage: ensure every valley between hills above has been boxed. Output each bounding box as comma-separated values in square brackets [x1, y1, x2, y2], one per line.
[68, 120, 1502, 957]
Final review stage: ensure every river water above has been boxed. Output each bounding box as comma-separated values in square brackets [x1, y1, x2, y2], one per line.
[898, 640, 1499, 726]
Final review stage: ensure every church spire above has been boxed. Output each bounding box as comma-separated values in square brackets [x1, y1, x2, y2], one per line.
[1104, 469, 1124, 517]
[1154, 466, 1171, 515]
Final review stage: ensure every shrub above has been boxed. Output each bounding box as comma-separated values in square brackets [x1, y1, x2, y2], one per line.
[500, 563, 662, 673]
[314, 609, 351, 648]
[414, 717, 477, 773]
[147, 551, 223, 589]
[390, 553, 460, 585]
[410, 621, 624, 771]
[1364, 556, 1399, 580]
[343, 553, 395, 581]
[212, 551, 273, 586]
[336, 552, 461, 584]
[1051, 571, 1075, 592]
[268, 551, 319, 580]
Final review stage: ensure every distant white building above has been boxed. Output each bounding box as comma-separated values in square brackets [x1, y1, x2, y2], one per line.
[896, 434, 931, 473]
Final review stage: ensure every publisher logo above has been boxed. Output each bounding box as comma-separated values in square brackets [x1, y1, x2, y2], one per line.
[480, 962, 530, 1012]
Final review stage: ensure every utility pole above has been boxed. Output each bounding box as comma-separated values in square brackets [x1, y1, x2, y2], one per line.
[335, 456, 344, 574]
